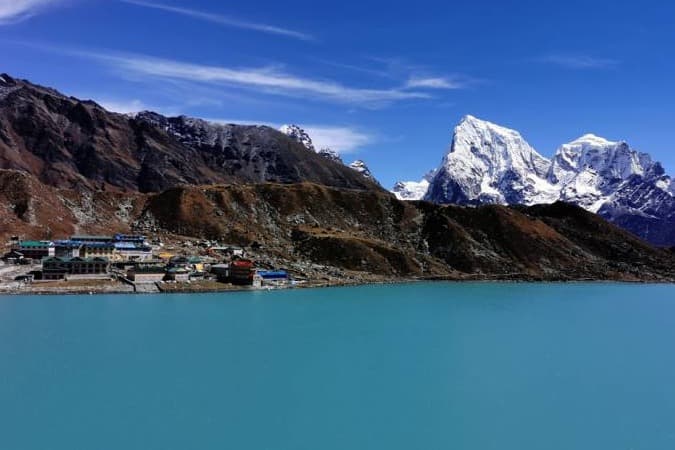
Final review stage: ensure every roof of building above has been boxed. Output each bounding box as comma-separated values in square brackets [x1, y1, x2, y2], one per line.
[71, 235, 113, 241]
[19, 240, 54, 248]
[43, 256, 110, 263]
[81, 242, 116, 249]
[232, 260, 253, 268]
[114, 234, 146, 241]
[258, 270, 289, 279]
[130, 267, 166, 274]
[53, 240, 83, 248]
[114, 242, 151, 250]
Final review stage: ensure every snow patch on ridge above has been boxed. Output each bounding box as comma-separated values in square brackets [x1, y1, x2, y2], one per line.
[392, 169, 437, 200]
[279, 124, 315, 152]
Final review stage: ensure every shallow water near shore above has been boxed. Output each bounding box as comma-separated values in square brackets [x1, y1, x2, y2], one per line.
[1, 282, 675, 450]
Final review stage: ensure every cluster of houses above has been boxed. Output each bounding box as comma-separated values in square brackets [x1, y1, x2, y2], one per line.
[2, 234, 291, 288]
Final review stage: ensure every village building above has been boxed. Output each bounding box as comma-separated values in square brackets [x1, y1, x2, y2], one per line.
[165, 267, 190, 282]
[114, 242, 153, 261]
[112, 259, 165, 271]
[158, 251, 175, 261]
[13, 241, 55, 260]
[207, 245, 245, 258]
[169, 256, 190, 267]
[1, 250, 28, 264]
[114, 234, 147, 244]
[257, 270, 290, 287]
[188, 256, 204, 272]
[210, 264, 230, 282]
[42, 257, 111, 280]
[127, 266, 166, 283]
[167, 256, 204, 273]
[81, 242, 116, 259]
[70, 235, 114, 244]
[230, 259, 254, 285]
[53, 240, 83, 258]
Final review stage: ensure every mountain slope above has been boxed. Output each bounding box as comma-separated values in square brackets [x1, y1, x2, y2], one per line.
[3, 169, 673, 281]
[0, 74, 378, 193]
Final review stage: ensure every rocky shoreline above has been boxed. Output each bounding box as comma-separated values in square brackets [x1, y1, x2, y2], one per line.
[2, 273, 672, 297]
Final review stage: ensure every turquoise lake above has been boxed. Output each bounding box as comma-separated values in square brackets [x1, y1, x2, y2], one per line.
[1, 282, 675, 449]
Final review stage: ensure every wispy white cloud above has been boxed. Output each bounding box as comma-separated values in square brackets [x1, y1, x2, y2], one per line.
[314, 59, 395, 79]
[538, 54, 619, 69]
[346, 56, 476, 90]
[303, 125, 372, 154]
[120, 0, 315, 41]
[97, 98, 148, 114]
[93, 97, 186, 116]
[405, 76, 466, 89]
[0, 0, 62, 24]
[68, 49, 431, 107]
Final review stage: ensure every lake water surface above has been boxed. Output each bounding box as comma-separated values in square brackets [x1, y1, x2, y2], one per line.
[1, 283, 675, 450]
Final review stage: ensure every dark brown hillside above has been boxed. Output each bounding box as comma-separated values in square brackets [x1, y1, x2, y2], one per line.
[0, 74, 378, 193]
[137, 183, 675, 281]
[1, 171, 673, 281]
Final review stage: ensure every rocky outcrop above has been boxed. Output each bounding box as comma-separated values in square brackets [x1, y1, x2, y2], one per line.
[279, 124, 315, 151]
[348, 160, 379, 184]
[317, 148, 343, 164]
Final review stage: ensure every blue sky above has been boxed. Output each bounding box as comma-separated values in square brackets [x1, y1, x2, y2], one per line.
[2, 0, 675, 187]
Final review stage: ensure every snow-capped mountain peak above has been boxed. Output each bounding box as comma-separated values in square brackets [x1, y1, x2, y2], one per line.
[568, 133, 618, 147]
[548, 133, 666, 212]
[550, 134, 655, 184]
[349, 160, 378, 183]
[459, 114, 523, 139]
[279, 124, 315, 151]
[425, 115, 557, 205]
[349, 159, 371, 175]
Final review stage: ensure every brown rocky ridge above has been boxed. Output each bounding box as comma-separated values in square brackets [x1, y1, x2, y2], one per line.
[0, 73, 377, 193]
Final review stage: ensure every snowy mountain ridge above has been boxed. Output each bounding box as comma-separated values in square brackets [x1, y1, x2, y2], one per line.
[392, 169, 437, 200]
[394, 115, 675, 245]
[279, 124, 315, 152]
